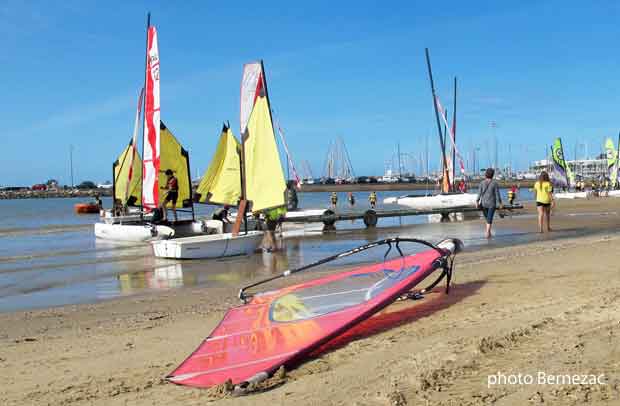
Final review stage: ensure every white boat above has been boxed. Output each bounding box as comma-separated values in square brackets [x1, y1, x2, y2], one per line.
[383, 192, 478, 210]
[555, 191, 591, 199]
[94, 222, 175, 242]
[151, 231, 263, 259]
[607, 190, 620, 197]
[153, 61, 287, 259]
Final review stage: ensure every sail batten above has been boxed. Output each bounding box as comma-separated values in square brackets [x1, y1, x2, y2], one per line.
[142, 26, 161, 210]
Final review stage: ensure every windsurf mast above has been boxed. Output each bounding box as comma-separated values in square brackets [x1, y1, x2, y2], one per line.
[239, 237, 462, 303]
[425, 48, 450, 191]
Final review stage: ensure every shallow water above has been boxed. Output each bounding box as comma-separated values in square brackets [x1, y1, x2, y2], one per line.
[0, 189, 536, 313]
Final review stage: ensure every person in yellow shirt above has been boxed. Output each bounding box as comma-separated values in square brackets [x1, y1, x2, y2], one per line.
[534, 171, 554, 233]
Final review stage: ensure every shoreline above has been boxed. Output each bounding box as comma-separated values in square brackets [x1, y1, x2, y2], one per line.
[2, 230, 619, 405]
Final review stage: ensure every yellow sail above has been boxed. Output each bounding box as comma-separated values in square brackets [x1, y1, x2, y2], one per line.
[195, 125, 242, 205]
[159, 122, 192, 208]
[113, 142, 142, 206]
[243, 95, 286, 212]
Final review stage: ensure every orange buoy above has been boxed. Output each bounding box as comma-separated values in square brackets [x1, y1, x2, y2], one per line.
[74, 203, 99, 214]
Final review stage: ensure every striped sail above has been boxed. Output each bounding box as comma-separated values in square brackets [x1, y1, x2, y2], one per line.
[551, 138, 568, 187]
[142, 26, 161, 210]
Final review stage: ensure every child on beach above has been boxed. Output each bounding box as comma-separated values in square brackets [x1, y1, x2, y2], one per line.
[534, 171, 554, 233]
[477, 168, 502, 239]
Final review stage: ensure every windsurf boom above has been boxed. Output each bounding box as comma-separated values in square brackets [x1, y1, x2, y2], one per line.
[166, 237, 463, 390]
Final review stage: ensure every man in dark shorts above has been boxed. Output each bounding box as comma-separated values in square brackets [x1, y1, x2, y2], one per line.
[160, 169, 179, 221]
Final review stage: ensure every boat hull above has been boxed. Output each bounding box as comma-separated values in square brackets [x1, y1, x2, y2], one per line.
[385, 193, 478, 210]
[555, 191, 591, 199]
[151, 231, 264, 259]
[94, 222, 175, 242]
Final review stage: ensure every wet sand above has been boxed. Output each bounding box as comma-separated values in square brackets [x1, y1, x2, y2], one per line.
[1, 198, 620, 405]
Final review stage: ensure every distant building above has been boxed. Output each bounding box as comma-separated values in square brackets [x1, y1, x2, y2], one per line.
[530, 158, 607, 179]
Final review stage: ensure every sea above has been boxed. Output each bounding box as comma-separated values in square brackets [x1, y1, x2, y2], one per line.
[0, 189, 535, 313]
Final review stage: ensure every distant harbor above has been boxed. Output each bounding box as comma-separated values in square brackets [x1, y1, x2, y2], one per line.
[299, 179, 536, 192]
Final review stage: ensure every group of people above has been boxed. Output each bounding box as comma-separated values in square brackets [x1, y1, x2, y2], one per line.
[330, 191, 377, 209]
[477, 168, 554, 239]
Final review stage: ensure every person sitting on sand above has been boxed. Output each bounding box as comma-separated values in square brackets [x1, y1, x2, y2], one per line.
[534, 171, 554, 233]
[159, 169, 178, 222]
[477, 168, 503, 239]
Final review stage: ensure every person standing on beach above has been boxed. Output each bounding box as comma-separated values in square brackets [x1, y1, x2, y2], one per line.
[534, 171, 554, 233]
[160, 169, 179, 222]
[477, 168, 502, 239]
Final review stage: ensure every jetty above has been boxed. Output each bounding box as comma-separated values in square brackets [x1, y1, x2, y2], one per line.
[282, 204, 524, 231]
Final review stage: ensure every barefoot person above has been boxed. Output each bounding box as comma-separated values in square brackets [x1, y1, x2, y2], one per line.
[534, 171, 554, 233]
[477, 168, 502, 239]
[160, 169, 178, 222]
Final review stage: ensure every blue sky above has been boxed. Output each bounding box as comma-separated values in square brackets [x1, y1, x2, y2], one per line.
[3, 0, 620, 185]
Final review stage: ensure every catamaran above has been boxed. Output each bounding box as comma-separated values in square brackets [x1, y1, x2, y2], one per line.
[152, 61, 287, 259]
[384, 49, 478, 212]
[552, 137, 591, 199]
[95, 16, 207, 242]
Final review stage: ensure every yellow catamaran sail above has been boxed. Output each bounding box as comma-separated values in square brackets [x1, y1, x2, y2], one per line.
[243, 94, 287, 212]
[113, 141, 142, 206]
[159, 122, 193, 209]
[195, 124, 242, 205]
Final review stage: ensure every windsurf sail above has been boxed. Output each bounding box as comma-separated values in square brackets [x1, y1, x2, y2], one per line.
[159, 122, 193, 209]
[167, 237, 462, 390]
[551, 137, 568, 188]
[113, 141, 142, 206]
[605, 138, 617, 185]
[142, 25, 161, 210]
[194, 123, 242, 205]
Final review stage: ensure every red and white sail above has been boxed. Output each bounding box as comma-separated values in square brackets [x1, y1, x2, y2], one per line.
[142, 26, 161, 210]
[126, 87, 144, 200]
[239, 62, 264, 135]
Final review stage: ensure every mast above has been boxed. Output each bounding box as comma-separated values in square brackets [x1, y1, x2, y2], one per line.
[69, 144, 74, 188]
[397, 142, 402, 178]
[140, 12, 150, 213]
[425, 48, 450, 191]
[452, 77, 457, 188]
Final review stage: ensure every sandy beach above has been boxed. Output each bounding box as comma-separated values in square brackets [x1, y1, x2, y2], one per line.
[1, 198, 620, 405]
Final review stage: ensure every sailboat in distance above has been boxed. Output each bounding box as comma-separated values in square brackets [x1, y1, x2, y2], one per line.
[384, 50, 478, 212]
[151, 60, 286, 259]
[552, 137, 590, 199]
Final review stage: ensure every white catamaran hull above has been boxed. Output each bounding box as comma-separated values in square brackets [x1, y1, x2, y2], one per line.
[94, 222, 175, 242]
[384, 193, 478, 210]
[605, 190, 620, 197]
[555, 191, 592, 199]
[151, 231, 264, 259]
